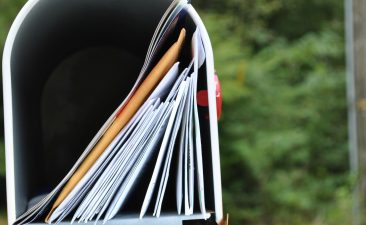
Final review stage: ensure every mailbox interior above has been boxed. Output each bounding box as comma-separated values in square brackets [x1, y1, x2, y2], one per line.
[7, 0, 215, 222]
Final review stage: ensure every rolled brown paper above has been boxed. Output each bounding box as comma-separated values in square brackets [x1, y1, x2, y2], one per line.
[45, 28, 186, 223]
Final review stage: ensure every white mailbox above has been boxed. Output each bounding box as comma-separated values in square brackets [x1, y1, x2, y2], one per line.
[2, 0, 223, 224]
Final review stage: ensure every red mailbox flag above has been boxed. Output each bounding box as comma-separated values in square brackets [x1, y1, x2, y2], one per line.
[197, 72, 222, 120]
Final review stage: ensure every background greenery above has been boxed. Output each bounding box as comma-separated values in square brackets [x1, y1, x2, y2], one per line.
[0, 0, 349, 225]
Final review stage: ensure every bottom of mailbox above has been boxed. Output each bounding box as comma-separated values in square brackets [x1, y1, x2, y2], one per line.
[26, 213, 217, 225]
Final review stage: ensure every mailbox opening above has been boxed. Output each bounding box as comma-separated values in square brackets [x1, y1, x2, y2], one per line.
[5, 0, 216, 221]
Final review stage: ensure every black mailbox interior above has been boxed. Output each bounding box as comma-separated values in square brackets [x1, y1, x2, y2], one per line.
[9, 0, 215, 220]
[10, 0, 173, 216]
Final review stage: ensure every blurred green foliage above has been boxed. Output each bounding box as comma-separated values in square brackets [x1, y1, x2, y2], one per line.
[0, 0, 349, 225]
[196, 0, 349, 224]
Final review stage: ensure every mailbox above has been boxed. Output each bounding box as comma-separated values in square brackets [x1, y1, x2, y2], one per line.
[2, 0, 223, 224]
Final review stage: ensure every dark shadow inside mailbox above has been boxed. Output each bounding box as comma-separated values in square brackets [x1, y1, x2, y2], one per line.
[9, 0, 215, 220]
